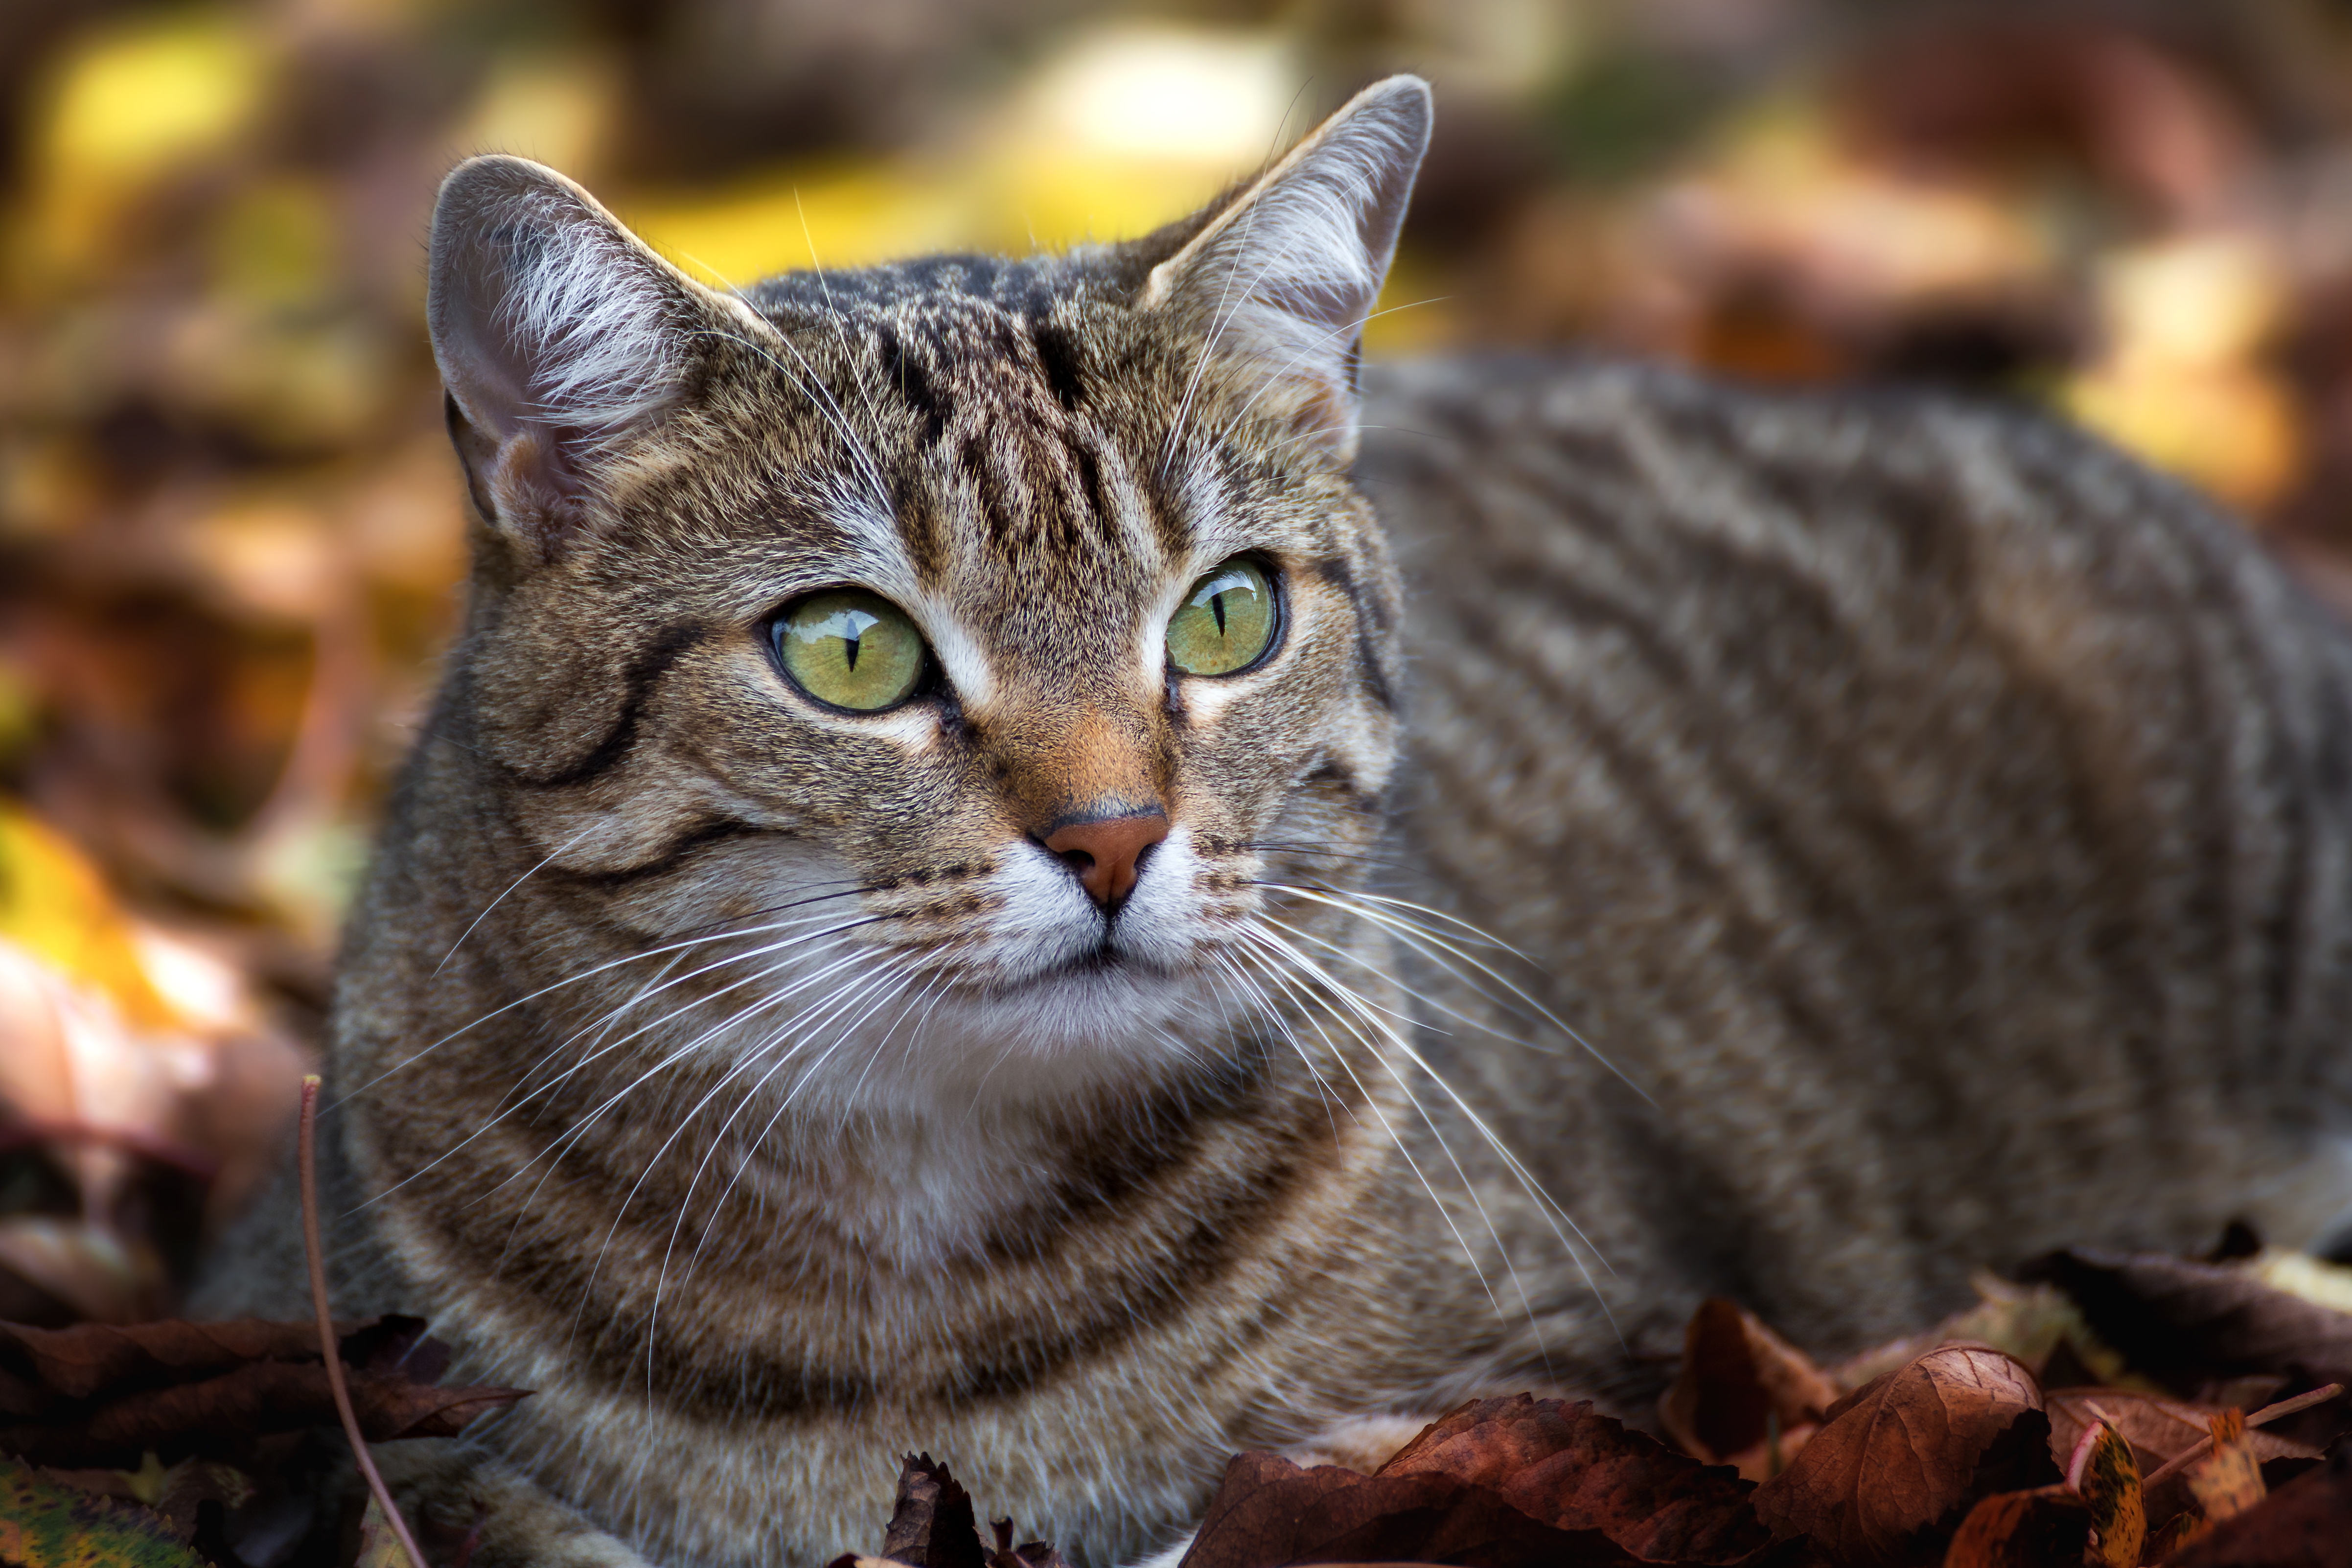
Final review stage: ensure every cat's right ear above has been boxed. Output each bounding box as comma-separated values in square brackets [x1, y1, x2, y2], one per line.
[428, 155, 747, 560]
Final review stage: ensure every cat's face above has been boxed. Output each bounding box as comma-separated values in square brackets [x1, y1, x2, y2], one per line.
[428, 81, 1429, 1109]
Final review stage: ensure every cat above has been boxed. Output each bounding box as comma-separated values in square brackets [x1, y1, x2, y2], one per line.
[194, 74, 2352, 1567]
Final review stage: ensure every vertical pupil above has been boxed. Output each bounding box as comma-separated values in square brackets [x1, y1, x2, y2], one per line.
[837, 608, 877, 670]
[1211, 592, 1227, 634]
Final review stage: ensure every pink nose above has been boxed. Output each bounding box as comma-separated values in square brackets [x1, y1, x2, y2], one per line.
[1042, 811, 1170, 907]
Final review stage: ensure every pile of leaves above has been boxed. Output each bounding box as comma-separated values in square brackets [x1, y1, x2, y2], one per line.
[0, 1315, 521, 1566]
[5, 1238, 2352, 1564]
[825, 1244, 2352, 1568]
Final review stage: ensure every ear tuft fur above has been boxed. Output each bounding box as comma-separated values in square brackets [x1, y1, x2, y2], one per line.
[428, 156, 714, 553]
[1141, 76, 1433, 461]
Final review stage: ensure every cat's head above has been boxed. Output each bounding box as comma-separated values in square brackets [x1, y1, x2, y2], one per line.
[425, 77, 1430, 1109]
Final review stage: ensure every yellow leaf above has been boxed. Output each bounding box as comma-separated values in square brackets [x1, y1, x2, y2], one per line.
[2186, 1408, 2266, 1523]
[354, 1495, 420, 1568]
[0, 805, 167, 1027]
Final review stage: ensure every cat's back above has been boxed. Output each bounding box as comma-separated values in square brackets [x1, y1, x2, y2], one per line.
[1358, 356, 2352, 1354]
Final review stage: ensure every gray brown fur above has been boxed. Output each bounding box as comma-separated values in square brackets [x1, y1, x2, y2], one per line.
[197, 79, 2352, 1568]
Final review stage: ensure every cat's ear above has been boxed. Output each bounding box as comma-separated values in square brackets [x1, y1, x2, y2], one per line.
[428, 155, 743, 558]
[1139, 75, 1431, 462]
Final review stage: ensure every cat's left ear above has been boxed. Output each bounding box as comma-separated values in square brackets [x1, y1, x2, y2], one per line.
[1140, 75, 1431, 462]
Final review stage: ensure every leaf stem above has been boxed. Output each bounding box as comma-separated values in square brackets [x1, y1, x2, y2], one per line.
[2136, 1383, 2343, 1490]
[301, 1073, 428, 1568]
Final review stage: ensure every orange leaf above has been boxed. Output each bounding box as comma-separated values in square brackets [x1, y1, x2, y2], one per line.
[2063, 1420, 2144, 1568]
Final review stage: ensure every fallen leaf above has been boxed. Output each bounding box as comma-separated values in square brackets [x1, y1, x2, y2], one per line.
[882, 1454, 985, 1568]
[0, 1453, 207, 1567]
[981, 1516, 1073, 1568]
[2166, 1444, 2352, 1567]
[1178, 1448, 1639, 1568]
[2186, 1408, 2266, 1523]
[2143, 1509, 2210, 1560]
[1750, 1346, 2057, 1568]
[1378, 1394, 1770, 1563]
[1938, 1485, 2087, 1568]
[2063, 1418, 2143, 1568]
[2044, 1387, 2317, 1477]
[0, 1314, 524, 1468]
[37, 1454, 254, 1544]
[0, 811, 306, 1323]
[1659, 1300, 1842, 1470]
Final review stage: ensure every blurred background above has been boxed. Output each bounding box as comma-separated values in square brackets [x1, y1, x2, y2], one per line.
[4, 0, 2352, 1328]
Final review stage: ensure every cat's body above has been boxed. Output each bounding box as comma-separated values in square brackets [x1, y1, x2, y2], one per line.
[197, 80, 2352, 1567]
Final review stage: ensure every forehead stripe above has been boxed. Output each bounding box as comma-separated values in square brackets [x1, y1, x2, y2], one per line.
[1031, 322, 1086, 412]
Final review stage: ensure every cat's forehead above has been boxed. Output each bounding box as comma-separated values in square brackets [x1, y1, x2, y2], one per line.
[728, 254, 1286, 633]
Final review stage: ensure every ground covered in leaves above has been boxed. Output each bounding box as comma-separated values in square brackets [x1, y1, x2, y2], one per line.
[11, 1239, 2352, 1565]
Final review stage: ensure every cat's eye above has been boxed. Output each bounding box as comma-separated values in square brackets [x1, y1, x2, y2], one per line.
[1167, 558, 1278, 677]
[772, 589, 928, 712]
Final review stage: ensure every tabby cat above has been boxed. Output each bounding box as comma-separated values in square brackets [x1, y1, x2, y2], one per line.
[197, 75, 2352, 1567]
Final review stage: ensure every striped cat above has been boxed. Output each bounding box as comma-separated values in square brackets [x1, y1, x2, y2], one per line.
[197, 76, 2352, 1567]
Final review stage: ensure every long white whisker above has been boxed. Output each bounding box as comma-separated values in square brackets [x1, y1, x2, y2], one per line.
[435, 825, 597, 976]
[327, 885, 871, 1110]
[1227, 936, 1509, 1323]
[1268, 882, 1643, 1101]
[362, 917, 886, 1209]
[1245, 921, 1620, 1326]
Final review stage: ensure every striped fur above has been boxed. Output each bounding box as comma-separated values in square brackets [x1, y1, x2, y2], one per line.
[197, 81, 2352, 1568]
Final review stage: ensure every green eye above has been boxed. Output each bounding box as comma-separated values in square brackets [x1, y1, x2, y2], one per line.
[1167, 558, 1278, 677]
[773, 589, 927, 712]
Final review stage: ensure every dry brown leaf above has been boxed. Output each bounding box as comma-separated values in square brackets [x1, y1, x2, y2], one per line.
[1178, 1449, 1640, 1568]
[881, 1454, 985, 1568]
[0, 1314, 523, 1468]
[981, 1516, 1074, 1568]
[1829, 1277, 2120, 1394]
[1376, 1395, 1771, 1564]
[1659, 1299, 1842, 1471]
[1750, 1346, 2056, 1568]
[1938, 1485, 2087, 1568]
[2021, 1248, 2352, 1399]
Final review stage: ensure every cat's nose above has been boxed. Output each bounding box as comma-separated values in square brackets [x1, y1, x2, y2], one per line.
[1042, 809, 1170, 908]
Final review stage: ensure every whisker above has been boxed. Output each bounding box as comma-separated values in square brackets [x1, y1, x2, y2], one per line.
[679, 959, 923, 1279]
[492, 938, 884, 1210]
[1227, 936, 1514, 1326]
[1244, 921, 1620, 1328]
[1264, 881, 1643, 1101]
[327, 883, 876, 1110]
[521, 941, 896, 1291]
[434, 825, 597, 976]
[360, 917, 887, 1210]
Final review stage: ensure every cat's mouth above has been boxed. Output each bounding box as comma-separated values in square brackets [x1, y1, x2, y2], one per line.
[1005, 942, 1177, 992]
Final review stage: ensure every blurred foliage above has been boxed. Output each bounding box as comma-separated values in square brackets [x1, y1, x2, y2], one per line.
[4, 0, 2352, 1320]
